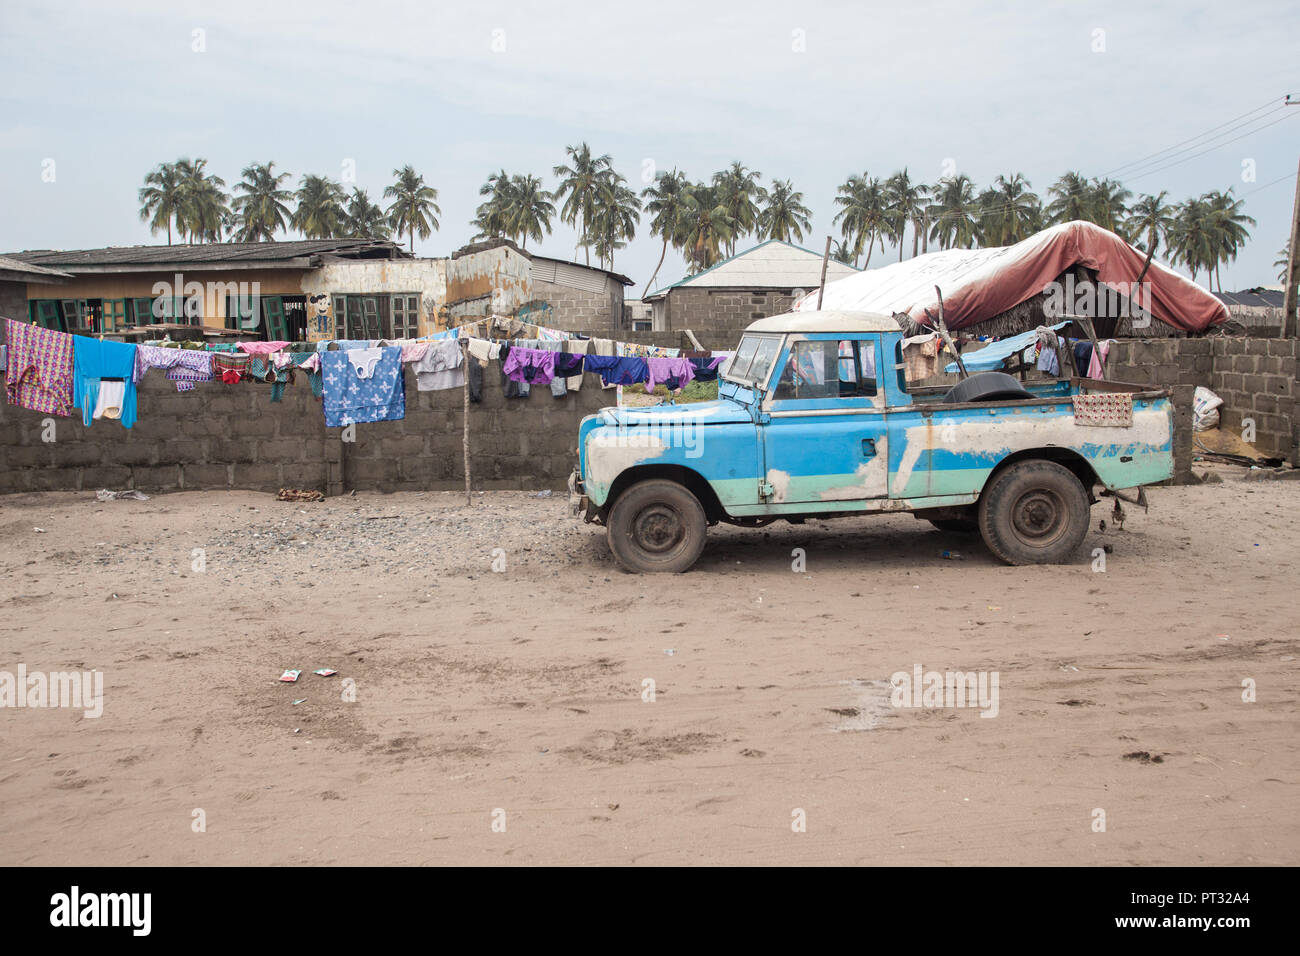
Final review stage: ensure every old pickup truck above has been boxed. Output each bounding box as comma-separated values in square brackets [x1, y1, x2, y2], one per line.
[569, 311, 1173, 573]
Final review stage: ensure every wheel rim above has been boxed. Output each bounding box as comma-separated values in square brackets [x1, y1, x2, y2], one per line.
[631, 504, 685, 555]
[1010, 488, 1066, 547]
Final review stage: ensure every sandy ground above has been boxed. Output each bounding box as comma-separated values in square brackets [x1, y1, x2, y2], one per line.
[1, 476, 1297, 866]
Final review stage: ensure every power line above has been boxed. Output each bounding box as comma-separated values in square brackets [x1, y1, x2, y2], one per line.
[1124, 110, 1300, 183]
[1101, 95, 1286, 177]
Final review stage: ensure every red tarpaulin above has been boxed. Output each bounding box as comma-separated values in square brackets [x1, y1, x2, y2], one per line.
[796, 220, 1228, 332]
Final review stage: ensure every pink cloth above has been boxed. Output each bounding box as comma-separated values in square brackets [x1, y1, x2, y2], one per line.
[644, 357, 696, 391]
[1087, 340, 1111, 379]
[237, 341, 291, 356]
[4, 319, 73, 416]
[400, 342, 432, 364]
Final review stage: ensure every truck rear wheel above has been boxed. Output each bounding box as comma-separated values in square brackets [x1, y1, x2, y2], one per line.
[606, 479, 707, 573]
[978, 460, 1089, 565]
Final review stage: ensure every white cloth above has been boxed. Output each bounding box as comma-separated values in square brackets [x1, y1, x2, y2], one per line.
[94, 380, 126, 420]
[347, 348, 384, 379]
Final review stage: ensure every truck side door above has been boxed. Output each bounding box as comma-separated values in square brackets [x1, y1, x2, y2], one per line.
[758, 334, 889, 506]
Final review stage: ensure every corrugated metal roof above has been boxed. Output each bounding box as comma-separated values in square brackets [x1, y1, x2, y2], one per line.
[5, 239, 406, 269]
[651, 240, 860, 296]
[0, 255, 73, 279]
[1215, 289, 1285, 308]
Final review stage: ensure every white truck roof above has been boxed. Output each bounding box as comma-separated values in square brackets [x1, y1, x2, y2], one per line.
[745, 310, 902, 334]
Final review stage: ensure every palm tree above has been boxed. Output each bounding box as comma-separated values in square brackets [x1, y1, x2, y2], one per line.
[472, 169, 514, 239]
[552, 143, 613, 265]
[928, 174, 980, 250]
[979, 173, 1041, 246]
[291, 174, 347, 239]
[1125, 191, 1177, 255]
[138, 162, 185, 245]
[1203, 189, 1255, 292]
[589, 170, 640, 270]
[342, 188, 391, 239]
[641, 169, 693, 295]
[173, 158, 228, 243]
[384, 165, 440, 253]
[712, 162, 765, 257]
[1089, 178, 1132, 235]
[1045, 171, 1093, 224]
[832, 173, 888, 267]
[1168, 196, 1215, 288]
[679, 183, 736, 273]
[1278, 242, 1293, 284]
[884, 168, 928, 260]
[758, 179, 811, 243]
[830, 240, 856, 265]
[231, 162, 292, 242]
[506, 174, 555, 250]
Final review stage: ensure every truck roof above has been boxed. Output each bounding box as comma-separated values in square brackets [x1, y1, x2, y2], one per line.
[745, 310, 903, 334]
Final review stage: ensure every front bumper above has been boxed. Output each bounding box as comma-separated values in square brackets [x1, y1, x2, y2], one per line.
[568, 469, 590, 519]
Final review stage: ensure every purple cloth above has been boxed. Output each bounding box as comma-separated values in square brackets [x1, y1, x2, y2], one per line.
[645, 357, 696, 391]
[133, 345, 214, 392]
[502, 346, 556, 385]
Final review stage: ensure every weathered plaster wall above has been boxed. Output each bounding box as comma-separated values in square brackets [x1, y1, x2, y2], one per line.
[299, 259, 450, 341]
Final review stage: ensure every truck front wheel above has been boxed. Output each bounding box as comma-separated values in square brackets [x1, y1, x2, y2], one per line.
[607, 479, 707, 573]
[978, 460, 1090, 565]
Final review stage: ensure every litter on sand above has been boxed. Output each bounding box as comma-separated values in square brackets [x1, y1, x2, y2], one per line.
[96, 489, 150, 501]
[279, 669, 302, 682]
[293, 698, 307, 705]
[277, 488, 325, 502]
[313, 669, 337, 677]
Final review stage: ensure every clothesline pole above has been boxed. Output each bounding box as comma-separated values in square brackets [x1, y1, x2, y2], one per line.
[461, 337, 472, 506]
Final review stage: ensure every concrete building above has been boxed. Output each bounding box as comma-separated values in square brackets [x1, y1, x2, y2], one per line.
[5, 238, 633, 342]
[643, 239, 859, 349]
[0, 256, 71, 323]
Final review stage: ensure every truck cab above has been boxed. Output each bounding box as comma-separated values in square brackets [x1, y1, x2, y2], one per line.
[571, 310, 1174, 572]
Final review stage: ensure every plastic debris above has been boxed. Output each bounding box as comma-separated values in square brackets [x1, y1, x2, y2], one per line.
[941, 550, 962, 560]
[292, 698, 307, 705]
[96, 489, 150, 501]
[534, 489, 553, 498]
[313, 669, 337, 677]
[279, 669, 302, 683]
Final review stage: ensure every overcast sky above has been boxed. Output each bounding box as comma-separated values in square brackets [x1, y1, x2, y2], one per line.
[1, 0, 1296, 295]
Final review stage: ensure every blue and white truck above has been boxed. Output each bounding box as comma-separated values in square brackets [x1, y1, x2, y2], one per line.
[570, 311, 1173, 572]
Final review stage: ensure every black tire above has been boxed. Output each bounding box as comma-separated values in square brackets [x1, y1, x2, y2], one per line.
[606, 479, 707, 573]
[929, 518, 979, 534]
[978, 460, 1090, 565]
[942, 371, 1033, 404]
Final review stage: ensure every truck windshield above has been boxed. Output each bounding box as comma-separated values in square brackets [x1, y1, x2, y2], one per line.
[723, 334, 783, 387]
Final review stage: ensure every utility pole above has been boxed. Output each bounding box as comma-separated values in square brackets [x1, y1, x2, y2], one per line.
[1284, 95, 1300, 337]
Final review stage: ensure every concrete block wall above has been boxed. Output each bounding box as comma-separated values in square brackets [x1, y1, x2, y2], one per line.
[662, 289, 795, 350]
[532, 279, 620, 335]
[0, 363, 609, 496]
[1108, 337, 1299, 471]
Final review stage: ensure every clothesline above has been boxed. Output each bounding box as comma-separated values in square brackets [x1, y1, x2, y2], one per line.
[2, 317, 734, 434]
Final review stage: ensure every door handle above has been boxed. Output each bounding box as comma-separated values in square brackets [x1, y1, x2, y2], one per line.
[861, 438, 877, 457]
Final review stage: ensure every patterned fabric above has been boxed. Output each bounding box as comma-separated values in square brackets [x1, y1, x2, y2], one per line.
[4, 319, 74, 416]
[212, 352, 249, 383]
[134, 345, 213, 392]
[1072, 393, 1133, 427]
[237, 340, 291, 356]
[321, 346, 405, 426]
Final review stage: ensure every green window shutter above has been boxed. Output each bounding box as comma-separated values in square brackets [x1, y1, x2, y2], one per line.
[102, 299, 125, 332]
[35, 300, 61, 330]
[262, 296, 288, 341]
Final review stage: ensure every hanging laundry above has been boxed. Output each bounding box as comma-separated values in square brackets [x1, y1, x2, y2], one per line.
[294, 352, 324, 398]
[400, 341, 432, 364]
[237, 340, 291, 356]
[467, 354, 483, 403]
[413, 338, 465, 391]
[213, 351, 249, 383]
[4, 319, 74, 416]
[467, 337, 501, 363]
[321, 346, 405, 426]
[687, 355, 727, 382]
[503, 346, 557, 386]
[134, 345, 213, 392]
[901, 333, 941, 381]
[1088, 340, 1112, 379]
[1073, 341, 1094, 377]
[645, 357, 696, 392]
[561, 338, 589, 391]
[72, 337, 138, 428]
[584, 355, 648, 386]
